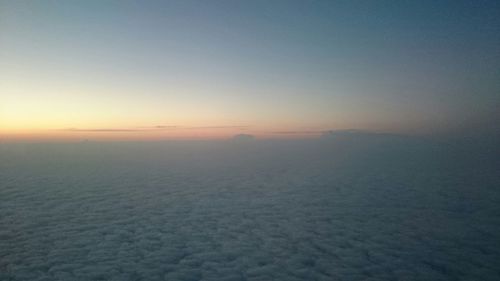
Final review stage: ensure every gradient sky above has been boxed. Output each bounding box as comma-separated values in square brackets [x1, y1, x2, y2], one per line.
[1, 0, 499, 140]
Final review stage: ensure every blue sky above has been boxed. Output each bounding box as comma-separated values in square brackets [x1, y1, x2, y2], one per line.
[1, 0, 499, 139]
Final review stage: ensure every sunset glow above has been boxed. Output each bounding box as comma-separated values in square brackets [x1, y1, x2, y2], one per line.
[1, 1, 499, 141]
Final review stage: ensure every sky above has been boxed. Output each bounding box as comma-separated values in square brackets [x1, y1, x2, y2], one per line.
[1, 0, 499, 141]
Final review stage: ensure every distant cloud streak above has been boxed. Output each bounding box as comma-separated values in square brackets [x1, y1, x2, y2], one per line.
[62, 128, 144, 132]
[271, 130, 323, 135]
[60, 125, 249, 133]
[185, 126, 249, 130]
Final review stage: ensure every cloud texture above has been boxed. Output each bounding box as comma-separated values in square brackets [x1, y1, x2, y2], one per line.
[0, 139, 499, 280]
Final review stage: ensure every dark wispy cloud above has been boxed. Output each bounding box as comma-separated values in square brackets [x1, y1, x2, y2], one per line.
[137, 125, 178, 129]
[270, 130, 323, 135]
[184, 126, 249, 130]
[62, 128, 145, 132]
[60, 125, 249, 133]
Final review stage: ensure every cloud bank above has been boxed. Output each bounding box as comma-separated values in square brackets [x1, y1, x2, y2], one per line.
[0, 140, 499, 280]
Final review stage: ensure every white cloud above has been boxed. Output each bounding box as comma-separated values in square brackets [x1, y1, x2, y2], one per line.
[0, 140, 499, 280]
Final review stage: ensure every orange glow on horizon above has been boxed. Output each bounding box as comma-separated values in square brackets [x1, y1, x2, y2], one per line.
[0, 125, 331, 142]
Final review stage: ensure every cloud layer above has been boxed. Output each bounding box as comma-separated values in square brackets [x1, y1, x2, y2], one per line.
[1, 140, 499, 280]
[60, 125, 249, 133]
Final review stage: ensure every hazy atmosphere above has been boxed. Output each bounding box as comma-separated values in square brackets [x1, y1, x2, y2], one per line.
[1, 0, 499, 140]
[1, 1, 500, 281]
